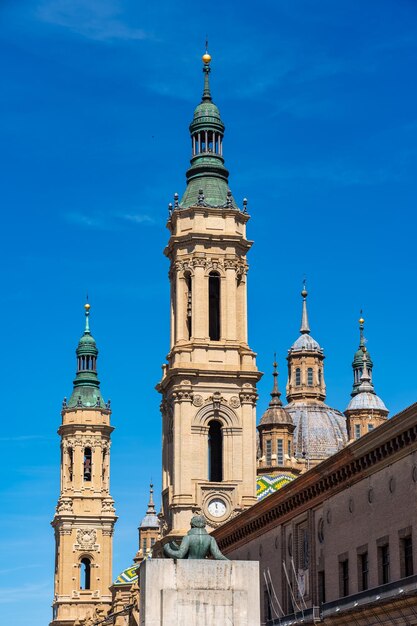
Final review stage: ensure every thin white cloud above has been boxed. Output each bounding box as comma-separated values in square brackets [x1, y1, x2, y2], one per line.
[64, 212, 113, 230]
[120, 213, 155, 225]
[64, 210, 155, 230]
[0, 581, 50, 603]
[36, 0, 151, 42]
[0, 435, 52, 442]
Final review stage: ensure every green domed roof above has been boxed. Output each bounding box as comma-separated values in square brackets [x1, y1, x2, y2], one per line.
[190, 101, 224, 135]
[179, 53, 239, 210]
[67, 304, 106, 409]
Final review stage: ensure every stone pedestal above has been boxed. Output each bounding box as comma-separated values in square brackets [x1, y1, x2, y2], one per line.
[139, 559, 260, 626]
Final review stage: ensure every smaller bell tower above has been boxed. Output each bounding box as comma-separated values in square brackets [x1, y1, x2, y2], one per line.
[50, 303, 117, 626]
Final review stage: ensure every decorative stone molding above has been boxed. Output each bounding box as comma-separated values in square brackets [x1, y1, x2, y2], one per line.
[209, 391, 224, 412]
[229, 396, 240, 409]
[192, 400, 240, 429]
[172, 390, 193, 403]
[191, 256, 207, 269]
[75, 529, 98, 551]
[239, 390, 258, 405]
[56, 498, 73, 514]
[193, 394, 204, 407]
[102, 500, 116, 513]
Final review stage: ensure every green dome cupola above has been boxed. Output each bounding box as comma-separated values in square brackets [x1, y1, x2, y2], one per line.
[351, 314, 373, 397]
[67, 303, 106, 409]
[180, 50, 237, 209]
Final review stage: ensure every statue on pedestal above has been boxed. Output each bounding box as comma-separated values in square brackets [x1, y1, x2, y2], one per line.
[163, 515, 228, 560]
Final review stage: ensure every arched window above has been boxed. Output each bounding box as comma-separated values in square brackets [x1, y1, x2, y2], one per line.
[307, 368, 313, 386]
[295, 368, 301, 386]
[208, 272, 220, 341]
[83, 448, 92, 481]
[185, 271, 192, 339]
[68, 448, 73, 482]
[80, 558, 91, 590]
[208, 420, 223, 482]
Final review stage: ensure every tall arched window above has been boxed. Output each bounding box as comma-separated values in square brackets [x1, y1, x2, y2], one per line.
[84, 448, 92, 481]
[184, 271, 192, 339]
[80, 558, 91, 590]
[208, 272, 220, 341]
[295, 368, 301, 386]
[68, 448, 73, 482]
[307, 368, 313, 386]
[208, 420, 223, 482]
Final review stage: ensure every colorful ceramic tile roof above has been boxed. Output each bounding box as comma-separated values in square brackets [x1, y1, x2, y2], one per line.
[256, 473, 297, 501]
[113, 564, 138, 586]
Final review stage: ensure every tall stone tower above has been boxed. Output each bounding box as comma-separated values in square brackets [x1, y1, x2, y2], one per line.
[51, 304, 117, 626]
[157, 51, 261, 539]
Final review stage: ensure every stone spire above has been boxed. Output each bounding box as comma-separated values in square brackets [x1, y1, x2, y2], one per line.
[68, 302, 105, 408]
[259, 358, 292, 426]
[351, 313, 373, 396]
[180, 49, 236, 209]
[300, 281, 310, 334]
[357, 350, 374, 393]
[140, 483, 160, 529]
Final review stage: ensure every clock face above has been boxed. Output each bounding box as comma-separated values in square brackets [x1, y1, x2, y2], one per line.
[207, 498, 227, 518]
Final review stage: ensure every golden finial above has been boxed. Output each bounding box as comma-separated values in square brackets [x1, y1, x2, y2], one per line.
[85, 303, 91, 311]
[359, 316, 365, 324]
[202, 37, 211, 64]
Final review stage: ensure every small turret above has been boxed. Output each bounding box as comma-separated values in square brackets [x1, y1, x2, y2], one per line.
[345, 348, 388, 440]
[134, 483, 160, 564]
[257, 359, 295, 473]
[351, 314, 373, 396]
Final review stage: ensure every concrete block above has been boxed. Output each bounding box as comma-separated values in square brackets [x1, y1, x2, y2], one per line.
[139, 559, 259, 626]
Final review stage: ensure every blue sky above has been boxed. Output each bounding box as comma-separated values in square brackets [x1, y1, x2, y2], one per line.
[0, 0, 416, 623]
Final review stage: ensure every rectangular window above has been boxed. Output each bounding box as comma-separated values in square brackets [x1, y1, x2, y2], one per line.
[295, 368, 301, 386]
[307, 368, 313, 386]
[401, 536, 413, 578]
[277, 439, 284, 465]
[142, 538, 147, 553]
[288, 440, 292, 458]
[378, 544, 390, 584]
[339, 559, 349, 597]
[368, 424, 374, 432]
[354, 424, 361, 439]
[359, 552, 369, 591]
[318, 570, 325, 605]
[265, 440, 272, 466]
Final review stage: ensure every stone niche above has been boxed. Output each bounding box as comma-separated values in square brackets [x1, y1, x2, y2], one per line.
[139, 559, 259, 626]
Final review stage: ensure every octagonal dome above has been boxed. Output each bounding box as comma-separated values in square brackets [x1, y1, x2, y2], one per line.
[285, 402, 348, 460]
[346, 392, 388, 413]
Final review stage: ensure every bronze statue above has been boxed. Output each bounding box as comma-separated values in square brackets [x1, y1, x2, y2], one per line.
[163, 515, 228, 560]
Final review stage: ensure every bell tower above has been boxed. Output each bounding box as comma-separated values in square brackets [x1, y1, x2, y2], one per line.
[158, 50, 261, 539]
[50, 303, 117, 626]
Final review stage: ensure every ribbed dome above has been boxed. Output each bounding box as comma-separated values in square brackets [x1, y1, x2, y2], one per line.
[140, 512, 160, 529]
[346, 392, 388, 413]
[190, 101, 224, 133]
[290, 333, 323, 353]
[285, 402, 348, 460]
[259, 405, 293, 426]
